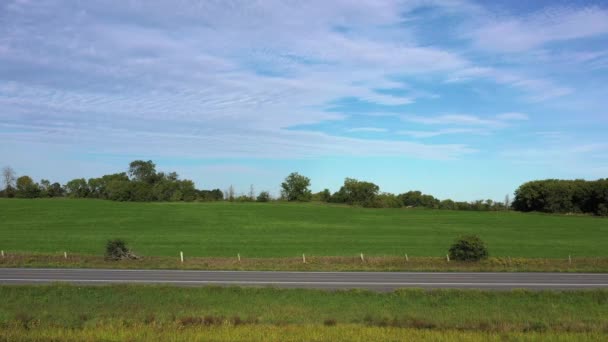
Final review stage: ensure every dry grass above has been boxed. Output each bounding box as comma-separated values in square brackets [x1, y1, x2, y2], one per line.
[1, 253, 608, 272]
[0, 323, 605, 342]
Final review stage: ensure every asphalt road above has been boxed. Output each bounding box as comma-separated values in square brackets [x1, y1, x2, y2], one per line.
[1, 268, 607, 291]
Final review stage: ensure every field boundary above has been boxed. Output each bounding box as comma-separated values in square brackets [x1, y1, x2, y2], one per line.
[2, 253, 608, 272]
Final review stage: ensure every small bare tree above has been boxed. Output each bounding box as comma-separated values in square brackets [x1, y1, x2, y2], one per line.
[249, 184, 255, 200]
[2, 166, 16, 191]
[224, 185, 235, 201]
[504, 194, 511, 210]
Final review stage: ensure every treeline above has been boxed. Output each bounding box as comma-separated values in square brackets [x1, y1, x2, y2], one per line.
[2, 163, 607, 215]
[512, 179, 608, 216]
[280, 173, 511, 211]
[0, 161, 223, 202]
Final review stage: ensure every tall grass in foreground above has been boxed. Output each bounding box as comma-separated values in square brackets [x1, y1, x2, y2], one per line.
[0, 324, 605, 342]
[1, 285, 607, 333]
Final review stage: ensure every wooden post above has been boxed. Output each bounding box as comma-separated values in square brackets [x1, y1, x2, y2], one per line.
[64, 252, 67, 259]
[180, 251, 184, 263]
[302, 253, 306, 264]
[405, 253, 409, 262]
[446, 254, 450, 262]
[360, 253, 364, 262]
[1, 250, 4, 258]
[237, 253, 241, 262]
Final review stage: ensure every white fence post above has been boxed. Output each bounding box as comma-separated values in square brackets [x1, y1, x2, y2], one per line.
[64, 252, 67, 259]
[237, 253, 241, 262]
[302, 253, 306, 264]
[446, 254, 450, 262]
[405, 253, 409, 262]
[180, 251, 184, 263]
[360, 253, 364, 262]
[1, 250, 4, 258]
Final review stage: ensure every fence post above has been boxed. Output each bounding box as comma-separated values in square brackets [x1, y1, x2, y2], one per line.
[180, 251, 184, 263]
[446, 254, 450, 262]
[360, 253, 364, 262]
[405, 253, 409, 262]
[302, 253, 306, 264]
[1, 250, 4, 258]
[64, 252, 67, 259]
[237, 253, 241, 262]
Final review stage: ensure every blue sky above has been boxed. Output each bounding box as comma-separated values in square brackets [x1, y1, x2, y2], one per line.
[1, 0, 607, 201]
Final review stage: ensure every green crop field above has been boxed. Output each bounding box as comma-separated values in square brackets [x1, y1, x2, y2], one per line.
[0, 198, 606, 258]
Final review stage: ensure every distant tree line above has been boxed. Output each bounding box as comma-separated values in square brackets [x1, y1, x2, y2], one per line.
[512, 179, 608, 216]
[285, 173, 511, 211]
[0, 161, 223, 202]
[2, 163, 607, 215]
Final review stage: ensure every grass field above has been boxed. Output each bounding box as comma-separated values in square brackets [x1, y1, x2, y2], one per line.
[0, 285, 606, 341]
[1, 199, 606, 258]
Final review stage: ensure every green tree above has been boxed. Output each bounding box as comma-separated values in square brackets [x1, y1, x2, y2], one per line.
[334, 178, 379, 207]
[257, 191, 271, 202]
[39, 179, 51, 197]
[281, 172, 312, 201]
[47, 182, 65, 197]
[16, 175, 41, 198]
[128, 160, 157, 184]
[65, 178, 90, 198]
[319, 189, 331, 202]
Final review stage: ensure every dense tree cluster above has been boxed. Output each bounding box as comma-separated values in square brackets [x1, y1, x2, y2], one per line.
[304, 177, 509, 210]
[0, 161, 223, 202]
[513, 179, 608, 216]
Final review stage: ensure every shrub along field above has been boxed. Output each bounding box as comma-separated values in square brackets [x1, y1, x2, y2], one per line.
[0, 285, 607, 341]
[1, 199, 606, 258]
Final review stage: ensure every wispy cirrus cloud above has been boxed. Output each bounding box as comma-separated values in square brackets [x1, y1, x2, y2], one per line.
[1, 0, 607, 190]
[346, 127, 388, 133]
[467, 6, 608, 53]
[398, 128, 486, 138]
[401, 113, 528, 127]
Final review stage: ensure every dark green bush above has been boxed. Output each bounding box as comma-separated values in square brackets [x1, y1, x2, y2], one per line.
[448, 235, 488, 261]
[256, 191, 271, 202]
[105, 239, 138, 261]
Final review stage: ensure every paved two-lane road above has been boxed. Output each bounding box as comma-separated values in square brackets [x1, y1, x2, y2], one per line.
[1, 268, 607, 291]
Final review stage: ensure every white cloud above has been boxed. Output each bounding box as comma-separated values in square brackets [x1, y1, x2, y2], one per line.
[496, 112, 528, 121]
[402, 114, 502, 127]
[0, 0, 591, 164]
[468, 6, 608, 52]
[347, 127, 388, 133]
[397, 128, 485, 138]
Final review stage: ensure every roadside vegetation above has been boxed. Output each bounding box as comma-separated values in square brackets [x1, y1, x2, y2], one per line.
[4, 324, 605, 342]
[2, 253, 607, 272]
[0, 285, 606, 341]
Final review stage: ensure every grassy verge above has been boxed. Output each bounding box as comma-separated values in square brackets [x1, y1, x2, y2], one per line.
[0, 285, 607, 341]
[2, 253, 608, 272]
[1, 324, 605, 342]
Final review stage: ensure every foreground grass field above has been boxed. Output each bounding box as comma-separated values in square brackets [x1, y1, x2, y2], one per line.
[1, 199, 606, 258]
[0, 285, 606, 341]
[3, 325, 605, 342]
